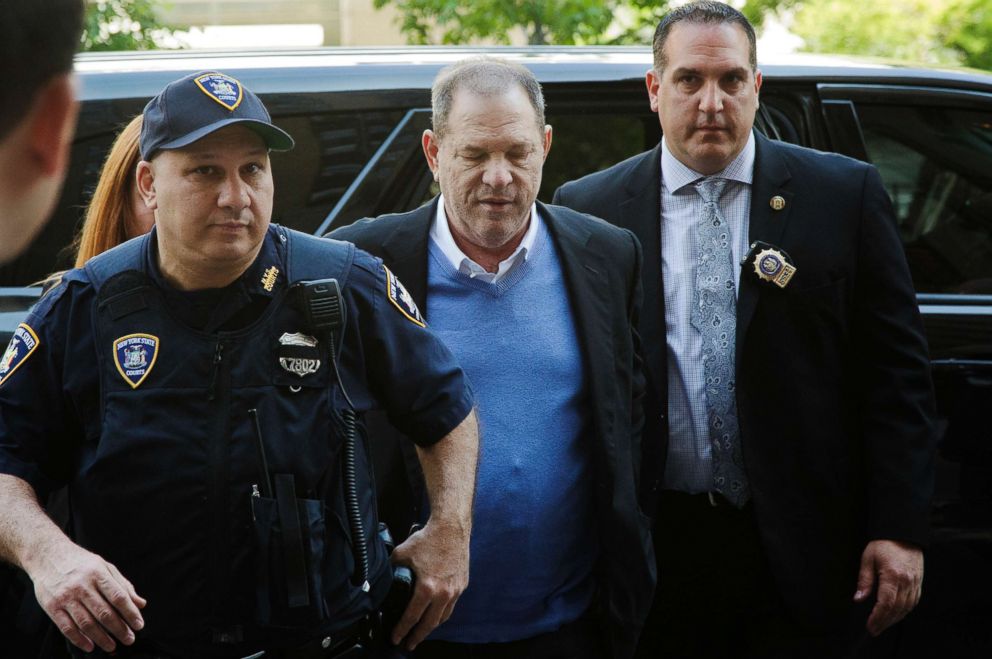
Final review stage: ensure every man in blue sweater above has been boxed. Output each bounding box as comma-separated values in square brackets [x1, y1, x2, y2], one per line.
[330, 57, 654, 658]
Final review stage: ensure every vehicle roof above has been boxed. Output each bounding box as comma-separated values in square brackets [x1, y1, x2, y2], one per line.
[75, 46, 992, 101]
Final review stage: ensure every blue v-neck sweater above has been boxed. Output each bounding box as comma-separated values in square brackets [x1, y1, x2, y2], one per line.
[425, 221, 598, 643]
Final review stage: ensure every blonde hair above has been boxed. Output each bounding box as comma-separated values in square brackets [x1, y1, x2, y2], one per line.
[73, 114, 144, 268]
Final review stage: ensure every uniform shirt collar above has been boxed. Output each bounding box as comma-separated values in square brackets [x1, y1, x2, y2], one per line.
[144, 224, 285, 298]
[661, 130, 756, 194]
[144, 225, 285, 332]
[430, 194, 540, 281]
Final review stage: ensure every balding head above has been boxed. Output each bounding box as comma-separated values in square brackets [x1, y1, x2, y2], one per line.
[431, 56, 546, 140]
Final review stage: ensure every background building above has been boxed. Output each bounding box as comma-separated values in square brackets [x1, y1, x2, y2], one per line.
[99, 0, 409, 47]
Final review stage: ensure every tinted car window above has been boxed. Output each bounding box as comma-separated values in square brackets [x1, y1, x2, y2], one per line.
[540, 112, 659, 200]
[386, 108, 661, 218]
[271, 110, 406, 235]
[856, 104, 992, 294]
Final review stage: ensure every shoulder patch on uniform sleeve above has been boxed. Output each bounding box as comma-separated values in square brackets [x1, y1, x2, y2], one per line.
[0, 324, 41, 387]
[383, 265, 426, 328]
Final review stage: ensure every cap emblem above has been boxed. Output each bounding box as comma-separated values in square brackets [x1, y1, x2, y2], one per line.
[194, 73, 244, 111]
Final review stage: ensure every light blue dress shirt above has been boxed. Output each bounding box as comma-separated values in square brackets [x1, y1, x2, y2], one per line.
[660, 132, 755, 493]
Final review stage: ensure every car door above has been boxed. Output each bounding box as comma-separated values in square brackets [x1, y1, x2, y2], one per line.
[316, 81, 666, 234]
[819, 82, 992, 657]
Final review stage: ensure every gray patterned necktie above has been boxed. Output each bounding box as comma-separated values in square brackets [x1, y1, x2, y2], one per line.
[691, 178, 750, 507]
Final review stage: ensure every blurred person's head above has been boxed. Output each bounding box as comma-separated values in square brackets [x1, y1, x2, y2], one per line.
[74, 115, 154, 268]
[135, 72, 293, 290]
[646, 1, 761, 175]
[0, 0, 84, 264]
[423, 57, 551, 264]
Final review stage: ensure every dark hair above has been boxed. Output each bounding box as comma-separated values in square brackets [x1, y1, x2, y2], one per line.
[0, 0, 84, 141]
[653, 1, 757, 73]
[431, 56, 546, 139]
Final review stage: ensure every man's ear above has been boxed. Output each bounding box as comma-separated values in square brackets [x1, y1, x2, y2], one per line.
[542, 125, 553, 161]
[422, 129, 440, 182]
[646, 69, 662, 113]
[28, 74, 79, 177]
[135, 161, 159, 210]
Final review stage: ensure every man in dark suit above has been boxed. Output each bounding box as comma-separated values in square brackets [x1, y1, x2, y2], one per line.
[330, 56, 653, 658]
[553, 2, 937, 657]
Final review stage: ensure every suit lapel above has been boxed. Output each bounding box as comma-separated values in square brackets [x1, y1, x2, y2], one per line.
[737, 133, 794, 354]
[380, 197, 437, 313]
[620, 144, 666, 397]
[541, 203, 616, 454]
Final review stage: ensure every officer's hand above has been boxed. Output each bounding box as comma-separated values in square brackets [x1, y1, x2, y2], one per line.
[853, 539, 923, 636]
[389, 519, 469, 650]
[29, 538, 146, 653]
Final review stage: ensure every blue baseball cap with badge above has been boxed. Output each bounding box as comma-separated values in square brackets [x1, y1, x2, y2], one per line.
[139, 71, 295, 160]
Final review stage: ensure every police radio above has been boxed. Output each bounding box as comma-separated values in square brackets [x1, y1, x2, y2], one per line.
[299, 279, 370, 591]
[299, 279, 417, 647]
[300, 279, 345, 351]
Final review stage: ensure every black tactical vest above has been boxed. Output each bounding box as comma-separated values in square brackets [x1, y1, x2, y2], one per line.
[66, 228, 390, 653]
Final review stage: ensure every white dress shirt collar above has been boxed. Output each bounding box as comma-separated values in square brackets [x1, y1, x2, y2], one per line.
[429, 194, 540, 283]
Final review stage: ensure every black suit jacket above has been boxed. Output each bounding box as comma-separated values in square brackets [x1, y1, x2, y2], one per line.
[329, 198, 654, 658]
[553, 132, 937, 629]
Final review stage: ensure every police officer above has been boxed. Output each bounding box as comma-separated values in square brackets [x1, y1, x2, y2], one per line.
[0, 72, 479, 658]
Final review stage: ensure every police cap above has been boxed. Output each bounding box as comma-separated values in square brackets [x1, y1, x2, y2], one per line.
[140, 71, 295, 160]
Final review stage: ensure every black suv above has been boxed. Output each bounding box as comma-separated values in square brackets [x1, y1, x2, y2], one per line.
[3, 47, 991, 656]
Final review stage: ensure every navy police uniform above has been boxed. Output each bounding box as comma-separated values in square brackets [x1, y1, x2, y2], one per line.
[0, 224, 473, 658]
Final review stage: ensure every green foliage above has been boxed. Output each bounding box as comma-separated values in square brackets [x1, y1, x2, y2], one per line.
[782, 0, 992, 71]
[790, 0, 958, 65]
[742, 0, 992, 72]
[83, 0, 183, 51]
[740, 0, 799, 29]
[373, 0, 670, 45]
[941, 0, 992, 71]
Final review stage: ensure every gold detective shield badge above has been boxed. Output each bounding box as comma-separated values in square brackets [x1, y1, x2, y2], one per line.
[753, 247, 797, 289]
